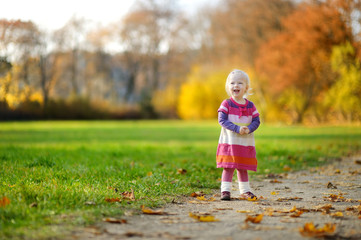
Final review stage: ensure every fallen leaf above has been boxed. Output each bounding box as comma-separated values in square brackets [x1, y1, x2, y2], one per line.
[277, 197, 302, 202]
[196, 196, 215, 201]
[330, 212, 343, 218]
[190, 192, 204, 198]
[0, 197, 10, 208]
[103, 218, 127, 224]
[283, 165, 291, 171]
[125, 232, 144, 237]
[270, 179, 282, 183]
[141, 205, 165, 215]
[215, 207, 233, 210]
[177, 168, 187, 175]
[105, 198, 122, 203]
[354, 160, 361, 165]
[299, 222, 336, 237]
[290, 211, 303, 218]
[121, 189, 135, 201]
[327, 182, 337, 189]
[324, 193, 345, 202]
[189, 212, 219, 222]
[237, 210, 253, 213]
[245, 214, 263, 224]
[271, 191, 279, 195]
[315, 204, 334, 214]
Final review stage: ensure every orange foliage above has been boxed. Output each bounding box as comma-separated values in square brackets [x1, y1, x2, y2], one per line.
[255, 1, 353, 122]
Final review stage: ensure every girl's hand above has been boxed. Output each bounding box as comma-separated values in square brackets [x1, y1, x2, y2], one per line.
[239, 126, 249, 135]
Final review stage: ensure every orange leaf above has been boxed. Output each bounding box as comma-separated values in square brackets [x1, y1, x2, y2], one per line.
[290, 211, 303, 218]
[0, 197, 10, 208]
[190, 192, 204, 198]
[270, 179, 282, 183]
[245, 214, 263, 224]
[299, 222, 336, 237]
[103, 218, 127, 224]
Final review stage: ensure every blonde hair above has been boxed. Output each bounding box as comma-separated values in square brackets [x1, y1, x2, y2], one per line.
[225, 69, 252, 98]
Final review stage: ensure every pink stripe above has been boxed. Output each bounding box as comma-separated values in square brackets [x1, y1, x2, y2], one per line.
[217, 143, 256, 158]
[217, 162, 257, 171]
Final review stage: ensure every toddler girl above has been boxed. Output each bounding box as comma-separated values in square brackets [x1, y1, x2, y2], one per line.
[216, 69, 260, 200]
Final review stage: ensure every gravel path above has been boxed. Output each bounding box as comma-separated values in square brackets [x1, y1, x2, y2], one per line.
[74, 156, 361, 240]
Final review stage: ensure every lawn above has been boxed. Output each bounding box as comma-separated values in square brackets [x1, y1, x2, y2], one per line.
[0, 120, 360, 239]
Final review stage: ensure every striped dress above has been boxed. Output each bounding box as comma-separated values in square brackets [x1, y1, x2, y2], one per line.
[216, 98, 260, 171]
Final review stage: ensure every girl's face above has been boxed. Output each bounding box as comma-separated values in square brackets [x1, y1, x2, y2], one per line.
[227, 78, 248, 101]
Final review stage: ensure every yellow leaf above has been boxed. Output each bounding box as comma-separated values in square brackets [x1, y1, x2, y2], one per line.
[237, 210, 253, 213]
[141, 205, 165, 215]
[196, 196, 206, 201]
[147, 172, 153, 176]
[271, 191, 279, 195]
[189, 212, 219, 222]
[330, 211, 343, 218]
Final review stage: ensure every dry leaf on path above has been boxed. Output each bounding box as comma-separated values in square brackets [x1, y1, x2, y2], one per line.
[190, 192, 204, 198]
[330, 212, 343, 218]
[141, 205, 166, 215]
[277, 197, 302, 202]
[245, 214, 263, 224]
[299, 222, 336, 237]
[290, 211, 303, 218]
[189, 212, 219, 222]
[270, 179, 283, 183]
[237, 210, 253, 213]
[196, 196, 215, 201]
[103, 218, 127, 224]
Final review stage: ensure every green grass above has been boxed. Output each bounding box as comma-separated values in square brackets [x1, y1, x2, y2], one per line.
[0, 120, 360, 239]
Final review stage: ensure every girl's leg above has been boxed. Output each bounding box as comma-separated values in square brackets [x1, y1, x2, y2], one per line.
[221, 168, 235, 192]
[237, 169, 251, 194]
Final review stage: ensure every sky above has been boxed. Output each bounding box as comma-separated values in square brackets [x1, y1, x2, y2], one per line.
[1, 0, 216, 31]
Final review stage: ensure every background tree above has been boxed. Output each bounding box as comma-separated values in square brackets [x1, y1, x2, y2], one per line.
[325, 41, 361, 121]
[255, 1, 353, 123]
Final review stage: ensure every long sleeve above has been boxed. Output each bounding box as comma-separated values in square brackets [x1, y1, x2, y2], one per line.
[247, 116, 260, 133]
[218, 111, 240, 133]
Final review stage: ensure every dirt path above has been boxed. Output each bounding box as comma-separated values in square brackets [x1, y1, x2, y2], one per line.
[74, 156, 361, 240]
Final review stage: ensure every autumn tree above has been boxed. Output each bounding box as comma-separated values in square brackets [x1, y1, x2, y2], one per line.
[206, 0, 295, 66]
[53, 17, 87, 97]
[0, 19, 42, 105]
[325, 42, 361, 121]
[255, 1, 353, 123]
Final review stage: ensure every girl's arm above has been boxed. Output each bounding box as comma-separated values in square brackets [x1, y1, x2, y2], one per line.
[218, 111, 241, 133]
[247, 116, 260, 133]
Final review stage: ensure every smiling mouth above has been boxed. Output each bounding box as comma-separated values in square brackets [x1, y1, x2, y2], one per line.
[233, 90, 240, 93]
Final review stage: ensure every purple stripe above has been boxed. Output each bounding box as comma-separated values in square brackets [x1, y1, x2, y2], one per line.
[217, 143, 256, 158]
